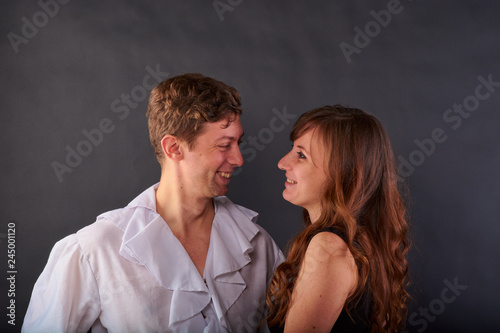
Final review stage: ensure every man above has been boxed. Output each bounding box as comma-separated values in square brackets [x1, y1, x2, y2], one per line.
[23, 73, 284, 332]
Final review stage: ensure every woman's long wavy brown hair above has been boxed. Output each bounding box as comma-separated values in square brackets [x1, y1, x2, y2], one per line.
[267, 105, 410, 332]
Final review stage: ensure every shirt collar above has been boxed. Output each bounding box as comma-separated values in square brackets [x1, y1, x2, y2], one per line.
[206, 197, 260, 330]
[100, 183, 261, 328]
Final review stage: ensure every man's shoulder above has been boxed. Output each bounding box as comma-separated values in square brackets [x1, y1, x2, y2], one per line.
[73, 205, 138, 246]
[78, 184, 158, 237]
[75, 209, 123, 244]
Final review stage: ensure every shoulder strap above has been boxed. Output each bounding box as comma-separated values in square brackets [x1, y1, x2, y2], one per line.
[312, 226, 347, 243]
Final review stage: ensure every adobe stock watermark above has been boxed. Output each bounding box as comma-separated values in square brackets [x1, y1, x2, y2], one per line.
[6, 220, 17, 326]
[213, 0, 243, 22]
[397, 73, 499, 181]
[233, 105, 296, 176]
[234, 299, 267, 332]
[7, 0, 71, 54]
[403, 277, 467, 333]
[51, 64, 169, 183]
[339, 0, 404, 64]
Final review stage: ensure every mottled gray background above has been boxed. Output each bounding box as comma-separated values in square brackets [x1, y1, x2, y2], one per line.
[1, 0, 499, 332]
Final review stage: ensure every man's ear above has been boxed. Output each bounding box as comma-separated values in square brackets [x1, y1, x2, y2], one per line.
[160, 135, 183, 160]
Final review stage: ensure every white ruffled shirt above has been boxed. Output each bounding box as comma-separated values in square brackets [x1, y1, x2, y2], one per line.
[23, 184, 284, 332]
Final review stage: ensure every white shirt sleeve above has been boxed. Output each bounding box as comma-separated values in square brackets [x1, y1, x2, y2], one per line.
[22, 234, 101, 333]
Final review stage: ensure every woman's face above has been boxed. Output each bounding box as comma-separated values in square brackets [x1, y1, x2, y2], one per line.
[277, 129, 328, 222]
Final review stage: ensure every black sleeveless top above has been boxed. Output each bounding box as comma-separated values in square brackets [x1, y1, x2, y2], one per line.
[269, 227, 371, 333]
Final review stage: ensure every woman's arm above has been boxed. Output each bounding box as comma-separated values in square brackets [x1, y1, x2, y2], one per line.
[284, 232, 358, 333]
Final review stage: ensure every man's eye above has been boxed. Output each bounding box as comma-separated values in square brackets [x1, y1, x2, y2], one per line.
[219, 145, 230, 149]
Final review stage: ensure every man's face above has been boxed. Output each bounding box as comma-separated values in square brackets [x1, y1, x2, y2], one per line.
[180, 116, 244, 198]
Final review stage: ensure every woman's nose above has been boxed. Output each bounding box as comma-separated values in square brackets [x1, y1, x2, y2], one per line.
[277, 153, 289, 170]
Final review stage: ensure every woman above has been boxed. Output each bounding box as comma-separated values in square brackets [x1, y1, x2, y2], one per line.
[267, 105, 410, 332]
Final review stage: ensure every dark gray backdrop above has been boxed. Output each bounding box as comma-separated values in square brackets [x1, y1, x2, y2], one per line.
[1, 0, 499, 332]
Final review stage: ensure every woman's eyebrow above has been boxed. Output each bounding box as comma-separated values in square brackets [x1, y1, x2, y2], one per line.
[296, 145, 310, 154]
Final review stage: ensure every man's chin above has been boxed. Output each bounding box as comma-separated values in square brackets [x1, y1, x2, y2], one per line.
[209, 184, 229, 197]
[215, 188, 229, 197]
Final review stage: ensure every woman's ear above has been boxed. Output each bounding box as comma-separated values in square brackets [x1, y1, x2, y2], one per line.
[160, 135, 182, 160]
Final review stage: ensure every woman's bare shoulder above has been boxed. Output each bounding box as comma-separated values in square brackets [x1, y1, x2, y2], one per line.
[306, 230, 352, 260]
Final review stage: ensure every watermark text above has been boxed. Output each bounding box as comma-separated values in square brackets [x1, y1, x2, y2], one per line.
[51, 64, 169, 182]
[6, 221, 17, 326]
[397, 73, 499, 180]
[7, 0, 72, 54]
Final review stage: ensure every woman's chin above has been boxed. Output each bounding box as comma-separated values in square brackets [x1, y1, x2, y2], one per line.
[282, 193, 299, 207]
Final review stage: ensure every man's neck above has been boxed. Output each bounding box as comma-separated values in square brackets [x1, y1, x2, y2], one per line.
[155, 173, 214, 236]
[155, 172, 214, 277]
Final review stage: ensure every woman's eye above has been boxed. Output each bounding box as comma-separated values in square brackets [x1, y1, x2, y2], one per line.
[297, 151, 306, 159]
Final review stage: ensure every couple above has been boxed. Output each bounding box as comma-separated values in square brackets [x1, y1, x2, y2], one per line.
[23, 74, 409, 332]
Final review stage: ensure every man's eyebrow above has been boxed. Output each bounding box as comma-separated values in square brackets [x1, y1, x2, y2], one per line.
[217, 136, 237, 141]
[217, 132, 245, 141]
